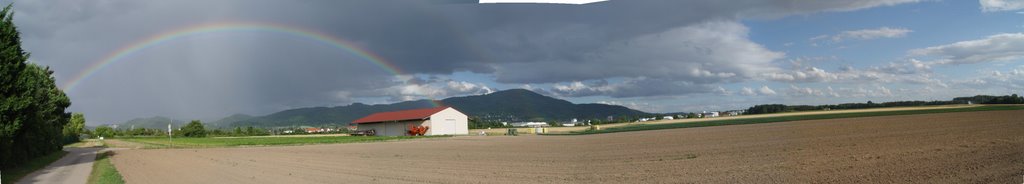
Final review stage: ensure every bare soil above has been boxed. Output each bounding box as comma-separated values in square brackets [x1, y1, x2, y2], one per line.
[112, 110, 1024, 183]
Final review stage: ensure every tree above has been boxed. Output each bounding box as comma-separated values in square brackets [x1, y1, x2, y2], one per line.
[94, 125, 116, 138]
[179, 120, 207, 137]
[0, 4, 72, 169]
[63, 113, 85, 143]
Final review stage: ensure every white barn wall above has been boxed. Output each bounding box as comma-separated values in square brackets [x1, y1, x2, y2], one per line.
[428, 107, 469, 135]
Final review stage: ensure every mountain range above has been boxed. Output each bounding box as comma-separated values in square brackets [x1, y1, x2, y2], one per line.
[117, 89, 650, 129]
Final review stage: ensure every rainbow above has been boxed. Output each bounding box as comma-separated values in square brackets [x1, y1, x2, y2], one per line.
[64, 22, 442, 107]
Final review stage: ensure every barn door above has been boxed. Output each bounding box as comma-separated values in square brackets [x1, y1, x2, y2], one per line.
[445, 119, 456, 135]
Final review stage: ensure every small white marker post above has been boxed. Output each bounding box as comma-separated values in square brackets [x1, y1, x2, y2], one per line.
[168, 124, 173, 148]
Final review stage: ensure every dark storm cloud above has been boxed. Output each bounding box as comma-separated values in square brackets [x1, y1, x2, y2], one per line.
[7, 0, 920, 123]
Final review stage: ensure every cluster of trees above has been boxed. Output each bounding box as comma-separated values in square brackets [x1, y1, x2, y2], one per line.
[953, 94, 1024, 104]
[209, 126, 271, 137]
[746, 100, 961, 115]
[747, 94, 1024, 115]
[0, 5, 80, 169]
[92, 120, 280, 138]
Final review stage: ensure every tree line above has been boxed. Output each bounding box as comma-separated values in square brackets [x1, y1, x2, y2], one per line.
[747, 94, 1024, 115]
[0, 5, 85, 169]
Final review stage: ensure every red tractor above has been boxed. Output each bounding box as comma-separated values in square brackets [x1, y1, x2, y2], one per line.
[407, 125, 429, 136]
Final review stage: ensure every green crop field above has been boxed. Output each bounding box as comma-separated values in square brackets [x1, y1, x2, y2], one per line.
[564, 105, 1024, 135]
[117, 135, 444, 149]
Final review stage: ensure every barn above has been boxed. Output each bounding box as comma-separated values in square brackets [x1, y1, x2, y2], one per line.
[351, 106, 468, 136]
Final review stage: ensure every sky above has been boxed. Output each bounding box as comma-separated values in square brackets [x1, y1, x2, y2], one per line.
[5, 0, 1024, 125]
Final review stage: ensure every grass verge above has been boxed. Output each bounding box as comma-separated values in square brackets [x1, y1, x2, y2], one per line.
[87, 151, 124, 184]
[564, 105, 1024, 135]
[0, 151, 68, 184]
[117, 135, 447, 149]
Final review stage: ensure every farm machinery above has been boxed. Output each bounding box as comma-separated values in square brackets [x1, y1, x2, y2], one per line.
[407, 125, 429, 136]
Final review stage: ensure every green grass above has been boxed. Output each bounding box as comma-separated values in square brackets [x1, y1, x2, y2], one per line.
[1, 151, 68, 184]
[563, 105, 1024, 135]
[117, 135, 445, 149]
[87, 151, 124, 184]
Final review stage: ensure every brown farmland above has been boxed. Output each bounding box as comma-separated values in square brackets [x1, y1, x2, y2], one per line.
[112, 110, 1024, 183]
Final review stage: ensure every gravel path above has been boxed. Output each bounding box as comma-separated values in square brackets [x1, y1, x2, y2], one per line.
[16, 147, 103, 184]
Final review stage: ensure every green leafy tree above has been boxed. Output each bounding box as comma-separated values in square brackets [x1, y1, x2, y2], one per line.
[0, 4, 72, 169]
[94, 125, 116, 138]
[179, 120, 207, 137]
[64, 113, 85, 143]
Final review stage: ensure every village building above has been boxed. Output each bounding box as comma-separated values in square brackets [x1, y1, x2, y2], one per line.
[702, 111, 720, 118]
[352, 106, 469, 136]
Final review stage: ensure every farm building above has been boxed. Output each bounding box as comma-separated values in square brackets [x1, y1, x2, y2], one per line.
[702, 111, 720, 118]
[352, 106, 468, 136]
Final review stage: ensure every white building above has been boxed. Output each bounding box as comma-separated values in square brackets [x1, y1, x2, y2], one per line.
[352, 106, 469, 136]
[662, 116, 674, 120]
[702, 111, 719, 118]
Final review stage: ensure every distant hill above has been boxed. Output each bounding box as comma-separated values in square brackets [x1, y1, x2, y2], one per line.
[442, 89, 648, 122]
[209, 114, 254, 128]
[119, 116, 186, 130]
[225, 89, 650, 128]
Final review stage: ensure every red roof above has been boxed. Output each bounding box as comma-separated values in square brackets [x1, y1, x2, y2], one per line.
[351, 106, 450, 124]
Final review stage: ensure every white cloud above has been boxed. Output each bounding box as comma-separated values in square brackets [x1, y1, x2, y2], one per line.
[740, 87, 757, 96]
[758, 86, 777, 95]
[870, 59, 932, 74]
[811, 27, 912, 44]
[546, 78, 716, 98]
[908, 33, 1024, 65]
[446, 81, 495, 95]
[376, 78, 495, 101]
[953, 65, 1024, 91]
[980, 0, 1024, 12]
[713, 86, 732, 95]
[784, 85, 897, 98]
[786, 85, 841, 97]
[763, 59, 948, 88]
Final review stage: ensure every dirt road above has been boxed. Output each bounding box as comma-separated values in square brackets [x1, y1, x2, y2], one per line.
[113, 110, 1024, 183]
[16, 147, 103, 184]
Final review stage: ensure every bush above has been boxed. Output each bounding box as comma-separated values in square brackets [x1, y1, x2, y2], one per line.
[178, 120, 207, 137]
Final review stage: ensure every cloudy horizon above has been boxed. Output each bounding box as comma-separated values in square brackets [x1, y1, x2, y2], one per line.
[7, 0, 1024, 125]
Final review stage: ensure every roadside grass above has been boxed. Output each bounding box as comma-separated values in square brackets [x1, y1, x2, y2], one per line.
[0, 151, 68, 184]
[87, 151, 124, 184]
[117, 135, 446, 149]
[564, 105, 1024, 135]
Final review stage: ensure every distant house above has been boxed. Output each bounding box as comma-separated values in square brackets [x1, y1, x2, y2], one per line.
[725, 110, 743, 116]
[662, 116, 674, 120]
[702, 111, 719, 118]
[352, 106, 469, 136]
[305, 128, 324, 133]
